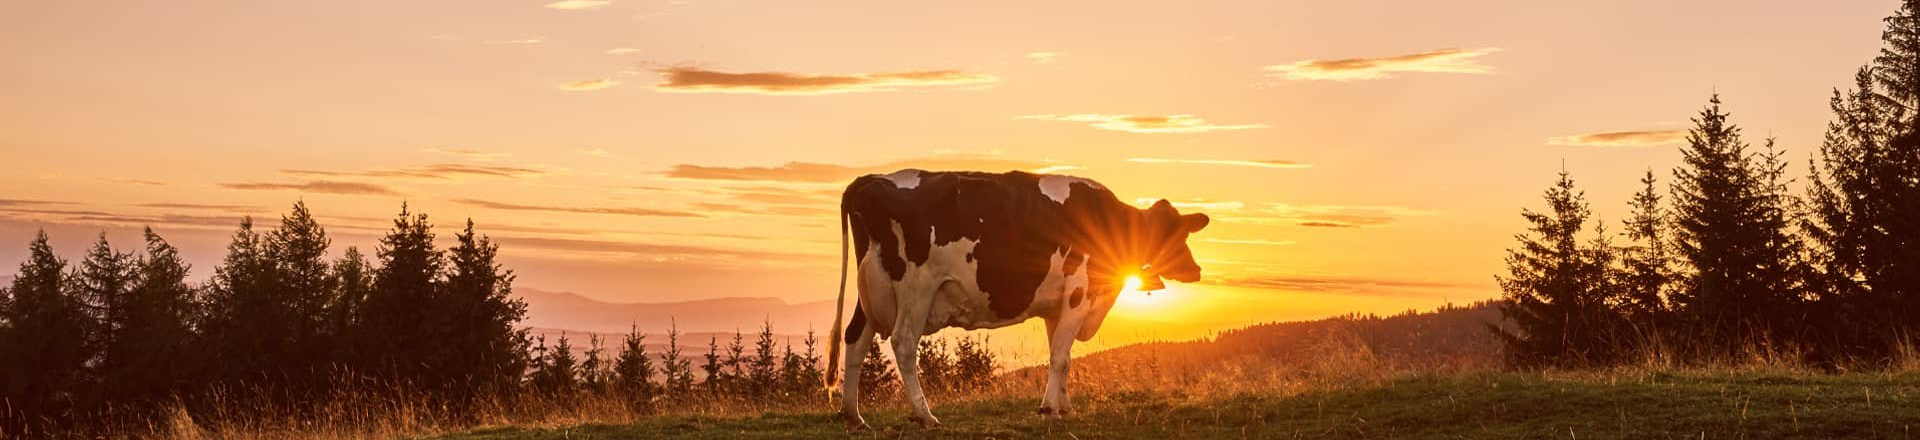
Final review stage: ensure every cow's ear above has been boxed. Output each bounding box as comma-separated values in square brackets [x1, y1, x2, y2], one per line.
[1180, 213, 1210, 233]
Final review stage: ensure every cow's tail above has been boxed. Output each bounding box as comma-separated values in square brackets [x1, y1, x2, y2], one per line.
[824, 201, 850, 399]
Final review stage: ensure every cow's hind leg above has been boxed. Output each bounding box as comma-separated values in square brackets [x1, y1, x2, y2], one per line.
[892, 288, 941, 428]
[839, 306, 877, 431]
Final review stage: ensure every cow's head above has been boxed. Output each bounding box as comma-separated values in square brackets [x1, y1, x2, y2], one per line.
[1129, 199, 1209, 291]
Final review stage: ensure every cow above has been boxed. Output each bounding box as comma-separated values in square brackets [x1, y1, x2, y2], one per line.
[826, 169, 1210, 429]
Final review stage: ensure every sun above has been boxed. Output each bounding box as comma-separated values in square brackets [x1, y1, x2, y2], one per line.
[1116, 275, 1165, 307]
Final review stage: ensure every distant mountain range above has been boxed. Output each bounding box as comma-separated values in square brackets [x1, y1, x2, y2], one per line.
[514, 287, 840, 336]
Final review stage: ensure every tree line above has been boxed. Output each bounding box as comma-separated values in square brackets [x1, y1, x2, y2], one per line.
[1496, 1, 1920, 367]
[0, 201, 1000, 436]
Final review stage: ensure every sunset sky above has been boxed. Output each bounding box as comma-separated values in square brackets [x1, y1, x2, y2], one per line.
[0, 0, 1902, 349]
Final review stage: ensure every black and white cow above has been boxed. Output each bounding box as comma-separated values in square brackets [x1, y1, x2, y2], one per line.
[826, 169, 1210, 429]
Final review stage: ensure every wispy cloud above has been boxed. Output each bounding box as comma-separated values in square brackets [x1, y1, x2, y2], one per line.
[135, 203, 260, 213]
[663, 156, 1050, 183]
[1027, 52, 1064, 64]
[1132, 198, 1246, 211]
[544, 0, 611, 10]
[1016, 114, 1268, 133]
[1547, 129, 1687, 147]
[693, 202, 834, 217]
[558, 79, 621, 91]
[652, 67, 997, 95]
[1263, 48, 1502, 82]
[575, 148, 613, 157]
[604, 47, 643, 55]
[485, 38, 545, 45]
[1126, 158, 1309, 169]
[0, 199, 74, 207]
[494, 236, 821, 262]
[97, 177, 167, 186]
[218, 180, 400, 196]
[1204, 238, 1297, 246]
[283, 164, 544, 180]
[426, 148, 509, 162]
[1203, 274, 1473, 295]
[453, 199, 704, 218]
[1215, 203, 1438, 228]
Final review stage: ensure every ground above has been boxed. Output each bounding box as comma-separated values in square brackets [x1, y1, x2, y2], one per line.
[423, 370, 1920, 439]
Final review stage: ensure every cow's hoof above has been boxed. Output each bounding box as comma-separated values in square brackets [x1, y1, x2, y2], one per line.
[1037, 407, 1071, 419]
[841, 411, 870, 431]
[908, 414, 943, 428]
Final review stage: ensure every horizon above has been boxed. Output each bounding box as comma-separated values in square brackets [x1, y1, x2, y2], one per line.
[1, 0, 1900, 351]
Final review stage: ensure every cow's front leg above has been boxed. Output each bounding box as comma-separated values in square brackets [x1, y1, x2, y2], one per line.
[892, 305, 940, 427]
[1039, 314, 1084, 418]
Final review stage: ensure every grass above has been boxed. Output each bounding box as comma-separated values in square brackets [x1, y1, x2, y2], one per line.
[420, 370, 1920, 439]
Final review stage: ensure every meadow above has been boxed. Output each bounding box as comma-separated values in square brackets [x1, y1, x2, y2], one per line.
[101, 303, 1920, 440]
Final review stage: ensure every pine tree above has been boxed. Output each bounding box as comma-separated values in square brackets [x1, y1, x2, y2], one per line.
[199, 217, 280, 387]
[76, 233, 134, 405]
[1669, 96, 1807, 347]
[328, 247, 371, 358]
[352, 205, 444, 385]
[0, 232, 96, 430]
[747, 320, 778, 398]
[725, 330, 747, 395]
[92, 230, 201, 407]
[581, 334, 610, 394]
[532, 333, 579, 395]
[1620, 170, 1675, 325]
[700, 335, 726, 396]
[798, 330, 823, 395]
[952, 336, 996, 393]
[918, 338, 955, 395]
[264, 201, 338, 392]
[1806, 1, 1920, 352]
[777, 342, 804, 401]
[1492, 170, 1627, 366]
[660, 323, 694, 399]
[612, 325, 656, 405]
[438, 220, 530, 399]
[857, 335, 896, 404]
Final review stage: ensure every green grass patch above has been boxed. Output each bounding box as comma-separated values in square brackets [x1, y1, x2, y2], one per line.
[424, 371, 1920, 439]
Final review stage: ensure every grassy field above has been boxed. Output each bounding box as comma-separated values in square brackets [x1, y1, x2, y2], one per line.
[422, 370, 1920, 439]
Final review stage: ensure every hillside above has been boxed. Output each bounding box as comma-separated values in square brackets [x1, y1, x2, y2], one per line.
[429, 370, 1920, 439]
[1005, 301, 1509, 386]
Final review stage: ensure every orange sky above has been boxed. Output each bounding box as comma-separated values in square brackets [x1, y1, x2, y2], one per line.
[0, 0, 1901, 348]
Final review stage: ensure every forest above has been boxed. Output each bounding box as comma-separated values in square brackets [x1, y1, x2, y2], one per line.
[1493, 4, 1920, 367]
[0, 202, 996, 437]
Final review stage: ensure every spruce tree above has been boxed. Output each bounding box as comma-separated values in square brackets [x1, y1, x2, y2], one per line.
[857, 335, 896, 404]
[1670, 96, 1806, 347]
[660, 324, 694, 399]
[328, 247, 371, 359]
[1492, 170, 1626, 366]
[264, 201, 337, 392]
[439, 220, 530, 399]
[76, 233, 134, 405]
[1620, 170, 1675, 325]
[612, 325, 656, 405]
[580, 334, 609, 394]
[1806, 0, 1920, 352]
[199, 218, 280, 388]
[0, 232, 95, 429]
[700, 335, 726, 396]
[352, 205, 443, 385]
[748, 320, 778, 398]
[799, 330, 823, 395]
[110, 228, 200, 406]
